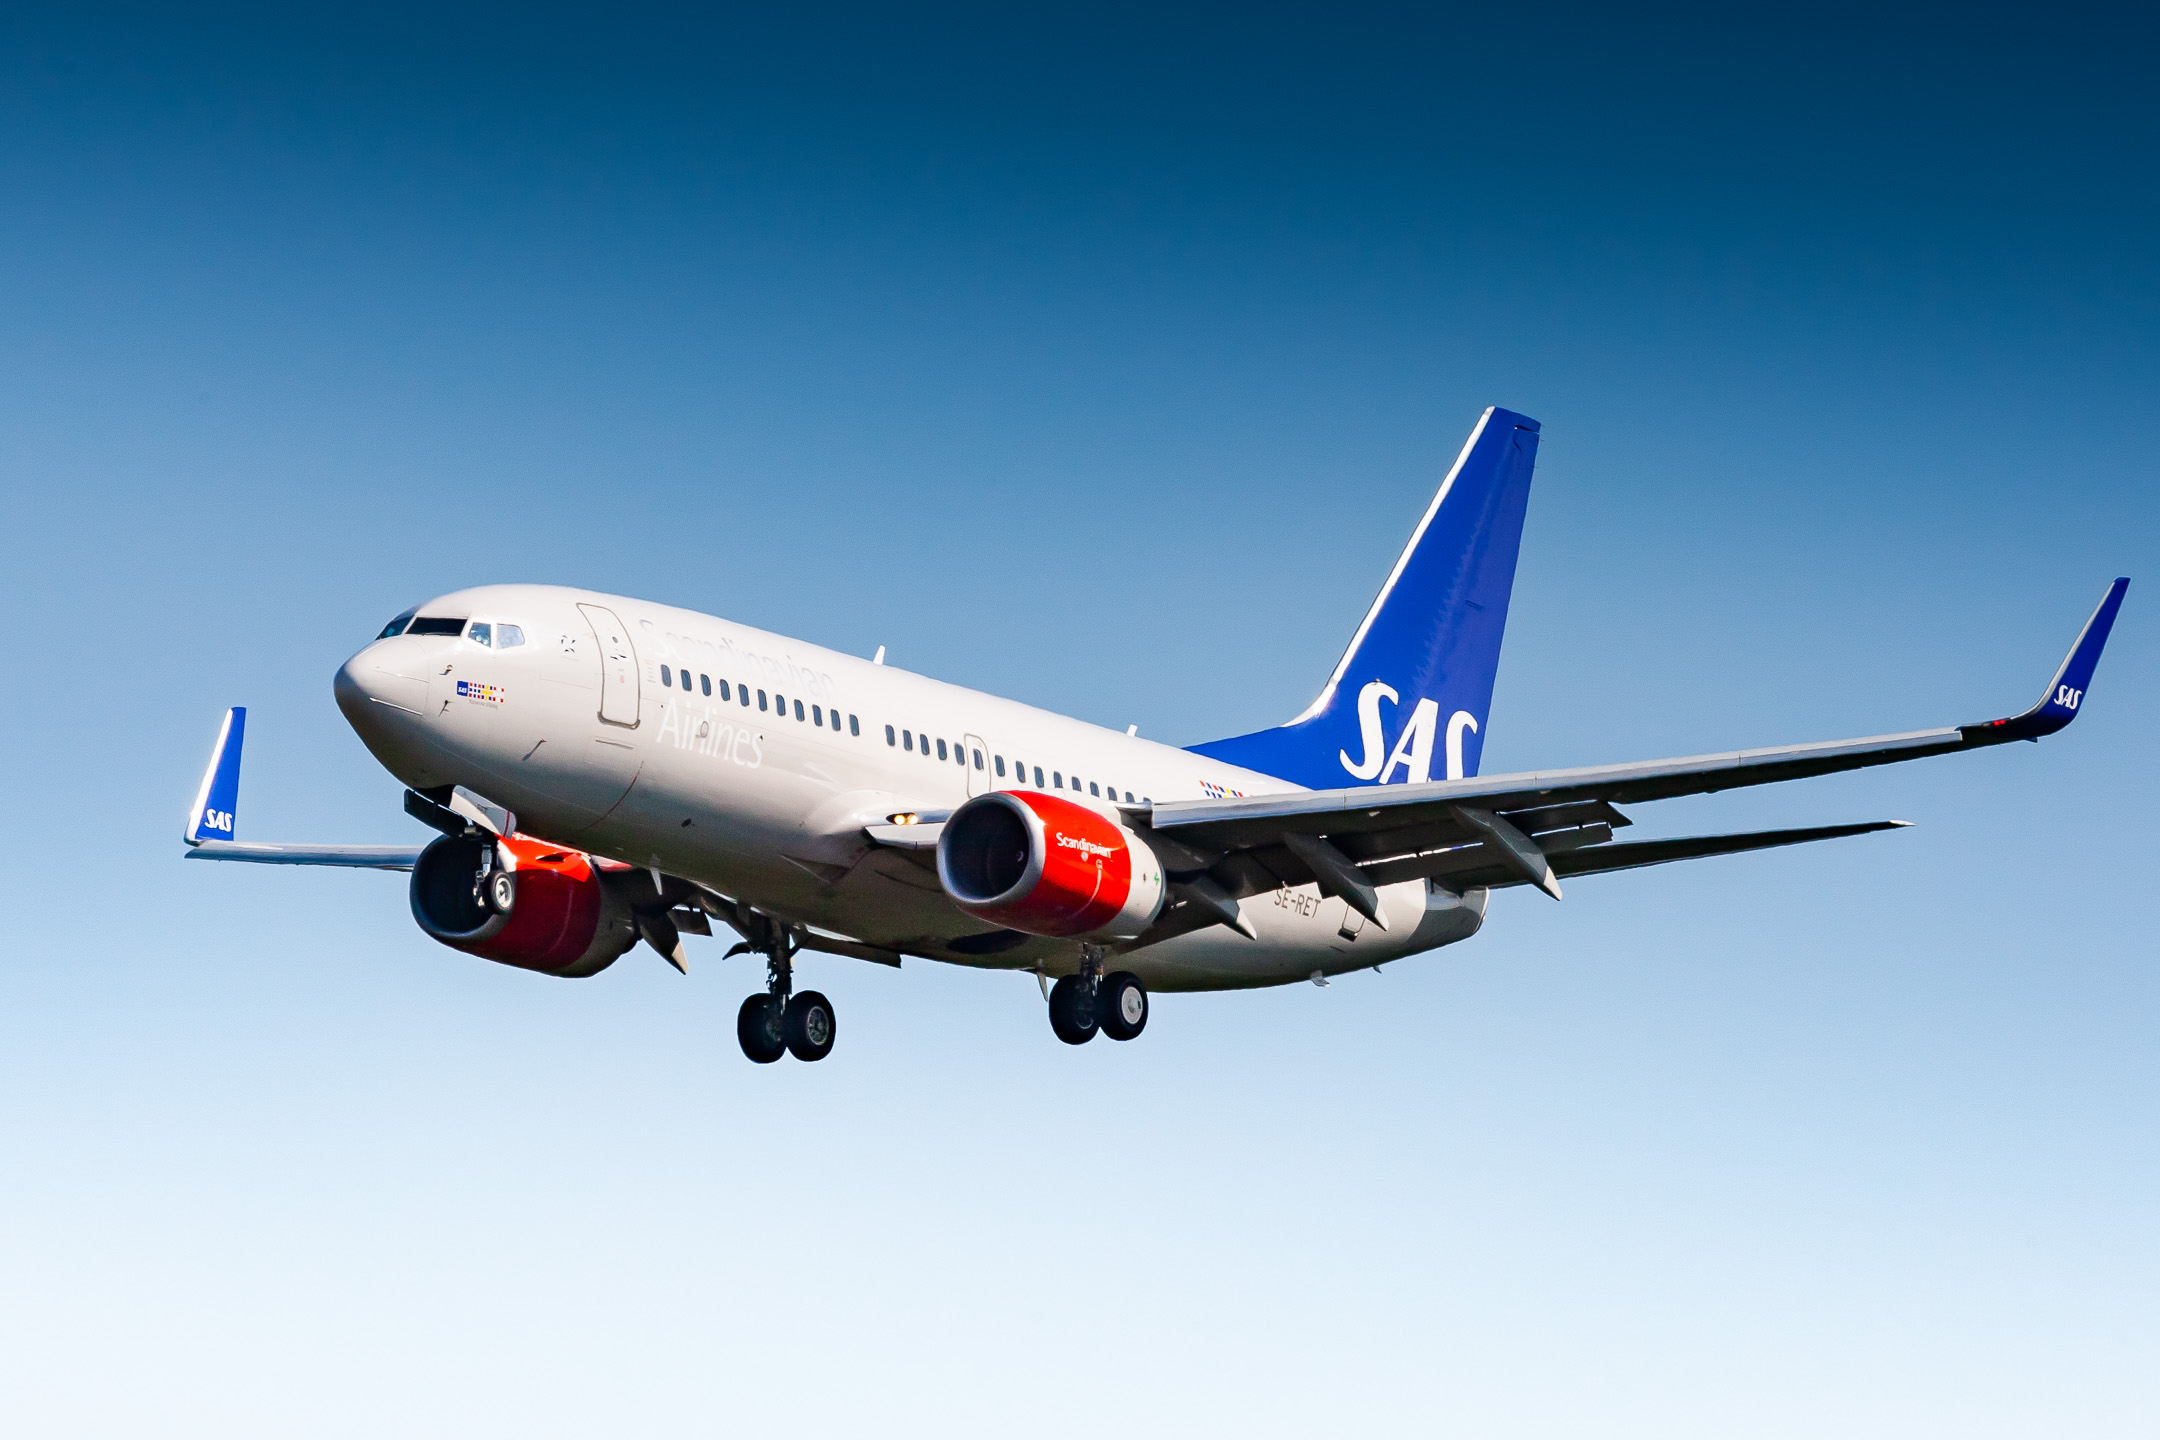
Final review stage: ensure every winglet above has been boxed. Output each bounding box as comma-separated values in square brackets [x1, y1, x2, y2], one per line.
[1964, 578, 2129, 742]
[185, 707, 247, 845]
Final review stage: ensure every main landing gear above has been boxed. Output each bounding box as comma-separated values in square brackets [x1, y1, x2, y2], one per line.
[735, 920, 836, 1064]
[1048, 946, 1147, 1046]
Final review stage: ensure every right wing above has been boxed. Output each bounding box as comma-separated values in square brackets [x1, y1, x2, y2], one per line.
[185, 841, 422, 870]
[181, 706, 429, 872]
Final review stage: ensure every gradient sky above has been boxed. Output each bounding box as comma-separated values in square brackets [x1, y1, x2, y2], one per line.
[2, 6, 2154, 1436]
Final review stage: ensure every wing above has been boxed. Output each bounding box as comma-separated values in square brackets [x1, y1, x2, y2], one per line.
[1130, 578, 2126, 927]
[185, 841, 422, 870]
[181, 706, 434, 872]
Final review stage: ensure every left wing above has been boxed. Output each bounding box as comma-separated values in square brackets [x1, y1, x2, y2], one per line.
[1128, 579, 2125, 927]
[181, 706, 425, 871]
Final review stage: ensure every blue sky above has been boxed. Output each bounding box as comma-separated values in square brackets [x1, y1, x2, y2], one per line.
[1, 6, 2154, 1435]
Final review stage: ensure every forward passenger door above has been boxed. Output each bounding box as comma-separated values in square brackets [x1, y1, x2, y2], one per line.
[578, 604, 641, 727]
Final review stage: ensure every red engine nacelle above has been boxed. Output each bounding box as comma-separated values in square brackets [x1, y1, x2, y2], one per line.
[410, 831, 639, 977]
[936, 790, 1167, 940]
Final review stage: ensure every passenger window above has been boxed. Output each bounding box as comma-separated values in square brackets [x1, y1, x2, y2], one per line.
[682, 669, 693, 691]
[886, 725, 896, 746]
[936, 739, 947, 761]
[377, 611, 415, 639]
[850, 715, 860, 736]
[973, 749, 984, 770]
[1053, 772, 1063, 788]
[497, 624, 525, 648]
[758, 690, 768, 711]
[701, 675, 711, 696]
[1089, 782, 1099, 796]
[739, 683, 750, 706]
[776, 693, 786, 715]
[794, 700, 805, 721]
[903, 730, 913, 751]
[468, 622, 492, 647]
[1124, 791, 1134, 802]
[995, 756, 1006, 777]
[661, 664, 673, 686]
[1034, 766, 1045, 787]
[812, 705, 822, 726]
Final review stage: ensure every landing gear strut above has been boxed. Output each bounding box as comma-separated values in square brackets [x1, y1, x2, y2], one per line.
[732, 915, 837, 1064]
[1048, 946, 1147, 1046]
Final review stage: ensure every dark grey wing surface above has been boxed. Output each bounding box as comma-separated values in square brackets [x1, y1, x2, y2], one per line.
[1126, 580, 2125, 928]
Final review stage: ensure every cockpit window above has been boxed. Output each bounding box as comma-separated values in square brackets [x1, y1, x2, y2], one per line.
[468, 622, 493, 647]
[406, 617, 467, 637]
[497, 624, 525, 648]
[377, 611, 415, 639]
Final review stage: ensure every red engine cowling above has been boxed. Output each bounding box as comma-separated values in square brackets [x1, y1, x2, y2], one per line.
[936, 790, 1167, 940]
[410, 832, 639, 977]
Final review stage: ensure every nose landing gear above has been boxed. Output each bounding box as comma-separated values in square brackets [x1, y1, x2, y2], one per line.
[1047, 947, 1147, 1046]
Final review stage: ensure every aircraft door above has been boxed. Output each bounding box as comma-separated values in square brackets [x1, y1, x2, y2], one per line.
[963, 733, 990, 798]
[578, 604, 641, 728]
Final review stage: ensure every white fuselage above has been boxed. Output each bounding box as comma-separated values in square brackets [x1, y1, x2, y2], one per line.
[335, 584, 1486, 990]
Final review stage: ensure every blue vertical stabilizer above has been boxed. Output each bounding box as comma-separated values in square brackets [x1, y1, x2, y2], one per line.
[1188, 407, 1540, 788]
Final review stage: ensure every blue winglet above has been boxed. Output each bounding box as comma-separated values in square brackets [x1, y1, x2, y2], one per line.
[1964, 578, 2129, 742]
[185, 707, 246, 844]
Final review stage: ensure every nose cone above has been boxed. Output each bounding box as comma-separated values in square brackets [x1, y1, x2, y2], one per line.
[334, 640, 432, 752]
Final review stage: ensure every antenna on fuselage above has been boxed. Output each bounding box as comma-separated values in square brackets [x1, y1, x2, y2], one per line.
[873, 646, 886, 665]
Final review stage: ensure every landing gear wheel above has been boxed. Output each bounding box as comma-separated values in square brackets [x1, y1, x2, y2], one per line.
[1098, 971, 1147, 1041]
[737, 994, 786, 1064]
[1048, 974, 1098, 1045]
[485, 868, 516, 914]
[783, 991, 836, 1062]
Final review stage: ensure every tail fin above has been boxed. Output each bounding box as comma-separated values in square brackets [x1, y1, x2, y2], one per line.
[185, 707, 246, 844]
[1188, 407, 1540, 788]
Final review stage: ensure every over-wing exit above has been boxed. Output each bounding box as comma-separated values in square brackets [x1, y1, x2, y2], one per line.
[182, 408, 2131, 1063]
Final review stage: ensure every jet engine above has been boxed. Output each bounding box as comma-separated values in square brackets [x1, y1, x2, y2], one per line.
[409, 831, 640, 977]
[936, 790, 1166, 941]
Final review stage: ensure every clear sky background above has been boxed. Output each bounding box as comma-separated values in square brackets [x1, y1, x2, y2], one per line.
[1, 5, 2154, 1435]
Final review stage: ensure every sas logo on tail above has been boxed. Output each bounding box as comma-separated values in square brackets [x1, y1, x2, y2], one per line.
[1339, 680, 1479, 784]
[200, 807, 233, 834]
[2055, 685, 2083, 710]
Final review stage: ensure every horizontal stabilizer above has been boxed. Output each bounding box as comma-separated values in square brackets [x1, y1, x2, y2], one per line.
[1546, 820, 1908, 882]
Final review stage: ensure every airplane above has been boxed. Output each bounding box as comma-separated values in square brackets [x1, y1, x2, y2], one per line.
[183, 407, 2129, 1064]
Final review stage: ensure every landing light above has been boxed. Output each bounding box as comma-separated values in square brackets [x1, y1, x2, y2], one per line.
[888, 812, 920, 826]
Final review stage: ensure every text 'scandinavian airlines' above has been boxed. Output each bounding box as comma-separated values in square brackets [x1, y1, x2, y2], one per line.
[185, 409, 2129, 1062]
